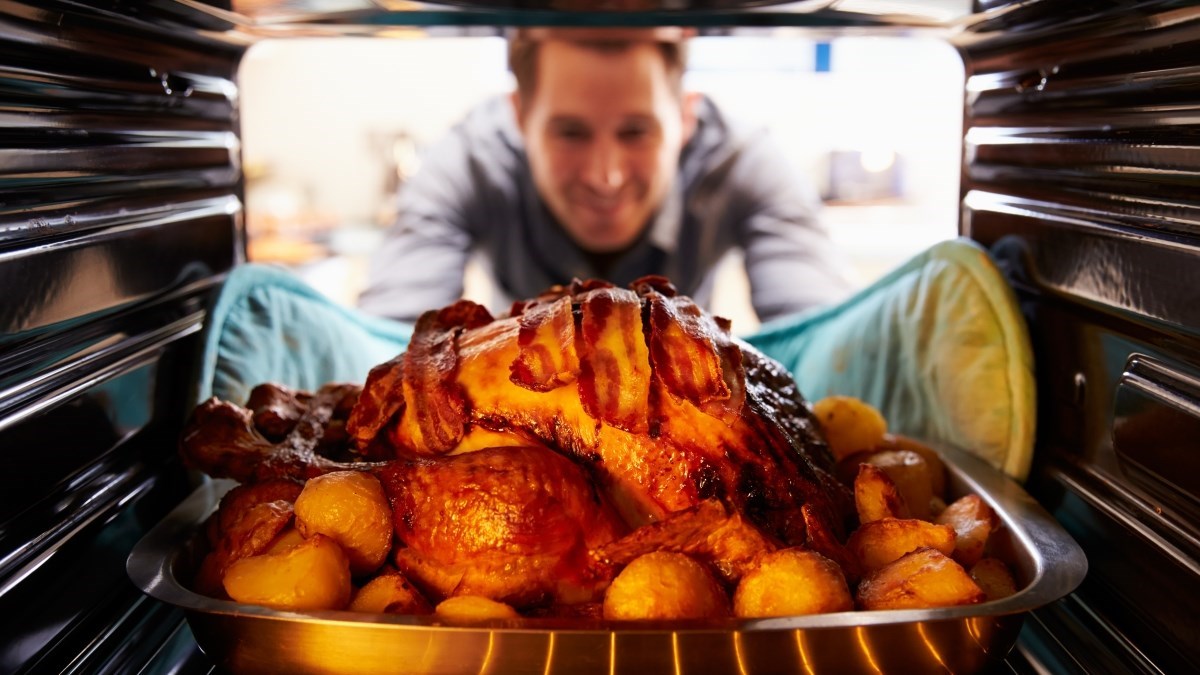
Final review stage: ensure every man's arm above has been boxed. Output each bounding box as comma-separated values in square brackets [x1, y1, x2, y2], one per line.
[728, 129, 856, 323]
[357, 116, 491, 323]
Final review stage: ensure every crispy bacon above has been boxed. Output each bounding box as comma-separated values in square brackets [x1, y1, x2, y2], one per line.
[641, 288, 747, 421]
[347, 355, 406, 452]
[510, 294, 579, 391]
[390, 301, 493, 455]
[576, 286, 651, 434]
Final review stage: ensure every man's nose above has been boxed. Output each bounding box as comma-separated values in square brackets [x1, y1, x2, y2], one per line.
[582, 138, 625, 193]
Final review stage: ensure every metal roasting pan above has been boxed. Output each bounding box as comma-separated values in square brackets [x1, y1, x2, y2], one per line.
[128, 442, 1087, 674]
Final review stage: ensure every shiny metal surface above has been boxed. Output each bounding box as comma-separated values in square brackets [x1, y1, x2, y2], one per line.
[0, 2, 245, 671]
[144, 0, 962, 35]
[958, 2, 1200, 671]
[129, 443, 1086, 674]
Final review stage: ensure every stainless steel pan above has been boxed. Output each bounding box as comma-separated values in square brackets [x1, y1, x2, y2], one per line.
[128, 442, 1086, 674]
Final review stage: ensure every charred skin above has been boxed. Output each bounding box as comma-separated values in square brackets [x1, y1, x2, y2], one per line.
[180, 276, 853, 606]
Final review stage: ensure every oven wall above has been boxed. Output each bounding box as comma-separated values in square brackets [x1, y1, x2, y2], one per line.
[957, 1, 1200, 671]
[0, 2, 244, 671]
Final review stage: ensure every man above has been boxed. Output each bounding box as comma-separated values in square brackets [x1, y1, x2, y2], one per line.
[358, 28, 854, 324]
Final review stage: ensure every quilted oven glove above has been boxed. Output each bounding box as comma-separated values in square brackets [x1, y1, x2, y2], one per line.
[744, 237, 1035, 480]
[192, 263, 413, 407]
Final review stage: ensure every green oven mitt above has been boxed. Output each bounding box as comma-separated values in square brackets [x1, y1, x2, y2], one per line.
[744, 238, 1035, 480]
[193, 263, 412, 407]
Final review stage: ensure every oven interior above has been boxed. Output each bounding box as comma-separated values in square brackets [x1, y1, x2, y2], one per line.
[1, 1, 1198, 673]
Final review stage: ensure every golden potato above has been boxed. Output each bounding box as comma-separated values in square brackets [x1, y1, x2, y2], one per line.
[603, 551, 729, 620]
[861, 450, 934, 520]
[350, 572, 433, 614]
[934, 494, 999, 567]
[294, 470, 393, 576]
[970, 557, 1018, 601]
[847, 517, 956, 573]
[194, 499, 295, 597]
[223, 533, 352, 611]
[434, 595, 519, 621]
[854, 463, 908, 523]
[264, 526, 306, 554]
[856, 547, 985, 610]
[886, 434, 947, 499]
[812, 396, 888, 461]
[733, 549, 852, 617]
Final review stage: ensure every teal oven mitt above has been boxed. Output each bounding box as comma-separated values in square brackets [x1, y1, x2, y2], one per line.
[192, 263, 413, 406]
[744, 238, 1035, 480]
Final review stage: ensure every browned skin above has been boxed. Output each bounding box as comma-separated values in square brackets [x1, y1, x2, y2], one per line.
[180, 276, 853, 607]
[380, 445, 626, 606]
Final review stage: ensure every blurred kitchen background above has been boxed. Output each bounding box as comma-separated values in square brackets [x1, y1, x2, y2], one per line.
[239, 33, 963, 333]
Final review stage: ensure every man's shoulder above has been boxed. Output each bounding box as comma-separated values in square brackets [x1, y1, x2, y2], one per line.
[421, 95, 528, 194]
[455, 95, 525, 154]
[682, 95, 772, 182]
[691, 96, 761, 149]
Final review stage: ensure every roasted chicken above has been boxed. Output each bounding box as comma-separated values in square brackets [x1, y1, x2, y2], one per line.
[182, 276, 853, 608]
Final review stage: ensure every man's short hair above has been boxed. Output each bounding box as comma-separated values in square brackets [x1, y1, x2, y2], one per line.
[508, 28, 689, 103]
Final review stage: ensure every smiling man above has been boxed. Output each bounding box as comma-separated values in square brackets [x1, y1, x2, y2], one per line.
[359, 28, 853, 324]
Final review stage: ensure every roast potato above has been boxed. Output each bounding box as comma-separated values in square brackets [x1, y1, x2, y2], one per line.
[194, 499, 295, 597]
[435, 595, 519, 621]
[294, 470, 393, 576]
[847, 517, 957, 573]
[733, 548, 853, 617]
[349, 571, 433, 614]
[223, 533, 352, 611]
[603, 551, 728, 620]
[886, 433, 947, 499]
[854, 463, 908, 523]
[812, 395, 888, 461]
[970, 557, 1018, 601]
[263, 526, 305, 554]
[934, 494, 999, 567]
[861, 449, 935, 520]
[856, 547, 985, 610]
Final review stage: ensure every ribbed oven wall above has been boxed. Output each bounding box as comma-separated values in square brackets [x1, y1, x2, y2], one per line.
[0, 2, 244, 672]
[957, 2, 1200, 672]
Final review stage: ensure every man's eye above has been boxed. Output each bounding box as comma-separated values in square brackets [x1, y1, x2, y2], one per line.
[555, 128, 590, 141]
[618, 126, 651, 142]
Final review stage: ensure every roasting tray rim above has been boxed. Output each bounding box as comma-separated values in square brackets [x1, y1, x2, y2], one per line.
[128, 440, 1086, 633]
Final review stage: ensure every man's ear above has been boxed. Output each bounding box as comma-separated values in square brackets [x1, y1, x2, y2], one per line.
[510, 90, 526, 133]
[681, 91, 701, 144]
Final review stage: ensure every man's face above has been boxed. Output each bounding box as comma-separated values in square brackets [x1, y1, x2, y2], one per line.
[514, 40, 695, 254]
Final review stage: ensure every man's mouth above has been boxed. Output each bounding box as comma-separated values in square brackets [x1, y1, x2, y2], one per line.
[578, 196, 625, 218]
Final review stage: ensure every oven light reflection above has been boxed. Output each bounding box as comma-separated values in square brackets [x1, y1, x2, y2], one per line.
[968, 616, 990, 654]
[733, 631, 749, 675]
[854, 626, 884, 674]
[916, 622, 949, 670]
[477, 631, 495, 675]
[543, 631, 555, 675]
[672, 632, 682, 675]
[794, 630, 817, 675]
[609, 631, 617, 675]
